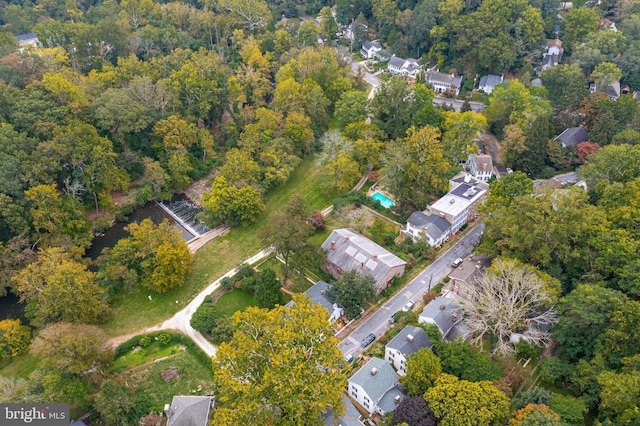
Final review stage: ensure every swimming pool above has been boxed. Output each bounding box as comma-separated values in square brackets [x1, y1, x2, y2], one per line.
[370, 191, 396, 209]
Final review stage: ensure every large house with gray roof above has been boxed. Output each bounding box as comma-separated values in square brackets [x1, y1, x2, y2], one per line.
[387, 55, 423, 78]
[425, 68, 463, 96]
[419, 296, 469, 341]
[348, 357, 405, 415]
[385, 326, 432, 375]
[428, 176, 488, 234]
[402, 211, 451, 247]
[165, 395, 212, 426]
[467, 154, 494, 182]
[478, 74, 504, 94]
[321, 229, 406, 293]
[555, 127, 589, 148]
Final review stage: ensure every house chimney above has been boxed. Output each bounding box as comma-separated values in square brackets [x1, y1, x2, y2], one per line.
[395, 395, 401, 404]
[483, 163, 487, 170]
[331, 241, 336, 250]
[373, 253, 378, 259]
[321, 288, 325, 295]
[345, 236, 350, 241]
[439, 304, 445, 310]
[370, 367, 378, 376]
[452, 313, 458, 321]
[407, 334, 414, 343]
[164, 404, 172, 418]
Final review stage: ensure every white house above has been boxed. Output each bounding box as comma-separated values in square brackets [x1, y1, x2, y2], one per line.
[425, 68, 463, 96]
[599, 18, 617, 32]
[428, 178, 488, 234]
[388, 56, 423, 78]
[590, 81, 621, 100]
[284, 281, 343, 323]
[467, 154, 494, 182]
[541, 39, 564, 71]
[15, 33, 39, 50]
[402, 211, 451, 247]
[477, 74, 504, 94]
[361, 41, 382, 59]
[385, 326, 432, 375]
[348, 357, 405, 415]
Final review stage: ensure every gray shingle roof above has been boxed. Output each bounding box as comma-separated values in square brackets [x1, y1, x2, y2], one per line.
[478, 75, 503, 90]
[386, 325, 432, 356]
[389, 56, 406, 68]
[406, 212, 451, 241]
[15, 33, 37, 42]
[419, 297, 463, 340]
[556, 127, 588, 148]
[349, 357, 398, 404]
[322, 229, 406, 287]
[323, 396, 364, 426]
[377, 384, 405, 413]
[167, 396, 211, 426]
[470, 154, 493, 172]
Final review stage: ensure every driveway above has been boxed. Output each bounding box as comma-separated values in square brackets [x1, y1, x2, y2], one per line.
[339, 223, 484, 357]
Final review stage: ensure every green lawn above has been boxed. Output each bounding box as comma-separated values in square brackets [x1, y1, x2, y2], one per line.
[102, 156, 339, 337]
[0, 353, 41, 379]
[214, 289, 257, 318]
[111, 342, 184, 373]
[118, 350, 214, 411]
[257, 257, 313, 294]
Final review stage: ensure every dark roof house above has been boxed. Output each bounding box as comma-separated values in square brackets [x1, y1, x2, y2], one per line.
[166, 396, 212, 426]
[478, 74, 504, 94]
[403, 211, 451, 247]
[555, 127, 588, 148]
[323, 395, 365, 426]
[285, 280, 344, 322]
[321, 229, 407, 292]
[385, 326, 432, 375]
[418, 296, 468, 341]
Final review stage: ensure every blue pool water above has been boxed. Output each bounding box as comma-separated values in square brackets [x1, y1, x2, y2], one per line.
[370, 191, 396, 209]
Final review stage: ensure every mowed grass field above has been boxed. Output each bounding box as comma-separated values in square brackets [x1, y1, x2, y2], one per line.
[102, 156, 339, 337]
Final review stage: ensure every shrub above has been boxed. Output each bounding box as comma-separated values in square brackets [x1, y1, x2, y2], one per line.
[550, 393, 586, 424]
[443, 276, 451, 283]
[158, 333, 171, 345]
[309, 211, 326, 230]
[516, 340, 542, 360]
[513, 387, 552, 411]
[138, 336, 151, 347]
[190, 303, 220, 333]
[220, 277, 234, 290]
[236, 263, 255, 280]
[240, 276, 257, 293]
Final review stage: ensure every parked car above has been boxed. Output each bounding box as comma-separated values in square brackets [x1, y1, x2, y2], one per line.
[361, 333, 376, 347]
[389, 311, 401, 324]
[402, 301, 415, 312]
[344, 353, 354, 363]
[452, 257, 463, 268]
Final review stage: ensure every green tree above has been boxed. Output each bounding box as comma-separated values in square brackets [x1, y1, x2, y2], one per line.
[549, 393, 586, 425]
[437, 340, 503, 382]
[513, 387, 552, 411]
[91, 88, 151, 141]
[540, 64, 589, 112]
[94, 380, 136, 426]
[392, 396, 437, 426]
[482, 171, 534, 212]
[327, 270, 376, 319]
[578, 144, 640, 186]
[200, 176, 266, 227]
[319, 6, 338, 40]
[212, 295, 345, 424]
[255, 268, 283, 309]
[0, 319, 31, 360]
[597, 370, 640, 425]
[400, 347, 442, 396]
[30, 322, 112, 379]
[441, 111, 488, 164]
[258, 196, 313, 283]
[13, 248, 109, 327]
[334, 90, 369, 129]
[190, 303, 220, 333]
[425, 373, 510, 426]
[325, 152, 361, 193]
[591, 62, 623, 89]
[219, 0, 272, 32]
[219, 148, 261, 187]
[562, 7, 599, 51]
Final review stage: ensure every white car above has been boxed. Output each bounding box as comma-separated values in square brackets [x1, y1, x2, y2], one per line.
[402, 301, 415, 312]
[452, 258, 463, 268]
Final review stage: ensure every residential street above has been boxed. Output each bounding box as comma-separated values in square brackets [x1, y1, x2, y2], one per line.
[433, 96, 485, 112]
[339, 222, 484, 357]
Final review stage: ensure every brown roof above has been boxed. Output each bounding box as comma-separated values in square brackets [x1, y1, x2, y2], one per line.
[546, 39, 562, 48]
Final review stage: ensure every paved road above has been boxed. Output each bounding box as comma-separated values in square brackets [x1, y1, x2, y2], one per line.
[339, 223, 484, 357]
[433, 96, 485, 112]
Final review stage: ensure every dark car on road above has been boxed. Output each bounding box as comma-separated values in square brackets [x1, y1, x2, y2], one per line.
[361, 333, 376, 347]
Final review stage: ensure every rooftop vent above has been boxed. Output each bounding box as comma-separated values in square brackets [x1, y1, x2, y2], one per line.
[370, 368, 378, 376]
[373, 253, 378, 259]
[439, 304, 446, 310]
[449, 199, 455, 204]
[395, 395, 401, 404]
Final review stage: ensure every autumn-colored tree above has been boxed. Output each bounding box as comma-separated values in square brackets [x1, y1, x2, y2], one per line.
[509, 404, 561, 426]
[12, 248, 109, 327]
[575, 141, 600, 164]
[425, 373, 510, 426]
[200, 176, 265, 227]
[213, 295, 345, 424]
[0, 319, 31, 360]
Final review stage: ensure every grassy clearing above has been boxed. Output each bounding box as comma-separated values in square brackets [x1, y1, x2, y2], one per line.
[257, 257, 313, 294]
[0, 353, 41, 379]
[118, 350, 214, 410]
[214, 289, 257, 317]
[111, 342, 183, 373]
[102, 156, 339, 337]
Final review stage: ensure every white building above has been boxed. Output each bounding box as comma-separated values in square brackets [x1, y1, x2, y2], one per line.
[348, 357, 404, 415]
[478, 74, 504, 94]
[402, 211, 451, 247]
[385, 326, 432, 375]
[425, 68, 463, 96]
[467, 154, 494, 182]
[388, 56, 423, 79]
[428, 177, 487, 234]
